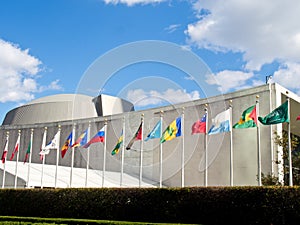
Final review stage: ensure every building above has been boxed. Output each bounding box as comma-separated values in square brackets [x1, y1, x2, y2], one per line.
[0, 83, 300, 188]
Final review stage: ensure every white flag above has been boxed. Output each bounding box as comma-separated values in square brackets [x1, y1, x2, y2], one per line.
[40, 131, 60, 155]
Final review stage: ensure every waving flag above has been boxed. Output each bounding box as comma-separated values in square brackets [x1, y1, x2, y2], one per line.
[61, 132, 73, 158]
[71, 129, 88, 148]
[126, 122, 143, 150]
[258, 101, 289, 125]
[296, 114, 300, 121]
[40, 130, 60, 155]
[160, 117, 181, 143]
[1, 140, 8, 164]
[83, 126, 105, 148]
[233, 105, 257, 129]
[23, 140, 31, 164]
[112, 131, 123, 155]
[145, 120, 162, 141]
[208, 109, 231, 135]
[192, 114, 207, 134]
[10, 135, 20, 161]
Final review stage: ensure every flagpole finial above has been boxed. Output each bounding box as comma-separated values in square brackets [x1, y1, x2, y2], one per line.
[18, 130, 21, 134]
[31, 128, 34, 132]
[6, 131, 9, 135]
[104, 118, 108, 125]
[58, 124, 61, 130]
[229, 100, 233, 107]
[45, 126, 47, 130]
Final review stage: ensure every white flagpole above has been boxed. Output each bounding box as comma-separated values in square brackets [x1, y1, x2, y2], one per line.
[2, 131, 9, 189]
[287, 95, 293, 186]
[204, 105, 208, 187]
[70, 124, 76, 187]
[120, 116, 125, 187]
[54, 125, 61, 188]
[41, 127, 47, 189]
[27, 129, 34, 187]
[85, 121, 91, 187]
[159, 111, 163, 188]
[256, 96, 262, 186]
[181, 108, 185, 188]
[229, 101, 233, 186]
[102, 120, 107, 187]
[139, 114, 144, 187]
[14, 130, 21, 189]
[268, 83, 274, 174]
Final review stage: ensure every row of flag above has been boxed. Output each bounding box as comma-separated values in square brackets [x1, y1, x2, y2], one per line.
[1, 100, 299, 164]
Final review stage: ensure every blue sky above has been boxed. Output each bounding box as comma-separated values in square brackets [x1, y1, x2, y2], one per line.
[1, 0, 300, 123]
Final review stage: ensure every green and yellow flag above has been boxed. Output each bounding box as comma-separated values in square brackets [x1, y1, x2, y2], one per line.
[233, 105, 257, 129]
[112, 131, 123, 155]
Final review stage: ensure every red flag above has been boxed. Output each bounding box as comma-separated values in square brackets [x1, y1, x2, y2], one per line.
[297, 115, 300, 121]
[10, 135, 20, 161]
[1, 140, 8, 163]
[126, 122, 143, 150]
[192, 114, 207, 134]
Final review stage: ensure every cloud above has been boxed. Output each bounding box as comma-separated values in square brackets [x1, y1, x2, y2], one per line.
[273, 62, 300, 95]
[103, 0, 166, 6]
[126, 88, 200, 107]
[164, 24, 181, 33]
[0, 39, 62, 103]
[185, 0, 300, 71]
[205, 70, 256, 93]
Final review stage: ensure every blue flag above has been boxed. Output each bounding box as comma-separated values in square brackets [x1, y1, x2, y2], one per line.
[145, 120, 162, 141]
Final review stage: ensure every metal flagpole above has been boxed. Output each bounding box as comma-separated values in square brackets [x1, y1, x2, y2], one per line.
[70, 124, 76, 187]
[229, 101, 233, 186]
[54, 125, 61, 188]
[120, 116, 125, 187]
[204, 105, 208, 187]
[2, 131, 9, 189]
[102, 120, 107, 187]
[256, 96, 262, 186]
[268, 83, 274, 174]
[14, 130, 21, 189]
[27, 129, 34, 187]
[181, 108, 185, 188]
[139, 114, 144, 187]
[287, 94, 293, 186]
[85, 121, 91, 187]
[41, 127, 47, 189]
[159, 111, 163, 188]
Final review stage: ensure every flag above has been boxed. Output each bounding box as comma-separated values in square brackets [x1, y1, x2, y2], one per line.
[83, 126, 105, 148]
[1, 140, 8, 164]
[208, 109, 231, 135]
[126, 122, 142, 150]
[192, 114, 207, 134]
[71, 129, 88, 148]
[40, 131, 60, 155]
[297, 115, 300, 121]
[112, 131, 123, 155]
[23, 140, 31, 164]
[61, 132, 73, 158]
[160, 117, 181, 143]
[145, 120, 162, 141]
[258, 101, 289, 125]
[10, 135, 20, 160]
[233, 105, 257, 129]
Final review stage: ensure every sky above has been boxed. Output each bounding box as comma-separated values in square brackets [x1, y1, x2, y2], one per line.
[1, 0, 300, 123]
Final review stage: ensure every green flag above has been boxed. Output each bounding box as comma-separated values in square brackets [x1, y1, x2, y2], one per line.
[258, 101, 289, 125]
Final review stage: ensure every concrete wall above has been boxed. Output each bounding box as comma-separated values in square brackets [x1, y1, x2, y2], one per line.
[2, 83, 299, 188]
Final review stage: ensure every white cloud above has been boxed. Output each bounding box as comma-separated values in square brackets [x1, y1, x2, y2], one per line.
[126, 88, 200, 107]
[103, 0, 165, 6]
[164, 24, 181, 33]
[273, 62, 300, 95]
[205, 70, 255, 93]
[0, 39, 62, 103]
[186, 0, 300, 71]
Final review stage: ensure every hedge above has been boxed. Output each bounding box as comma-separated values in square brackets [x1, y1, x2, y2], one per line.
[0, 186, 300, 225]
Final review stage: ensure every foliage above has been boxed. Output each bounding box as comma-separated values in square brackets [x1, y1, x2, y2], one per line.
[273, 130, 300, 185]
[1, 187, 300, 225]
[261, 173, 281, 186]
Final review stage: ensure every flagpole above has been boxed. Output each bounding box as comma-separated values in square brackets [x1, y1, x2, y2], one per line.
[159, 111, 163, 188]
[268, 83, 274, 174]
[181, 108, 185, 188]
[85, 121, 91, 187]
[120, 116, 125, 187]
[27, 129, 33, 187]
[14, 130, 21, 189]
[2, 131, 9, 189]
[229, 100, 233, 186]
[102, 120, 108, 187]
[41, 127, 47, 189]
[256, 96, 262, 186]
[54, 125, 61, 188]
[70, 123, 76, 187]
[139, 114, 144, 187]
[204, 105, 208, 187]
[287, 94, 293, 186]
